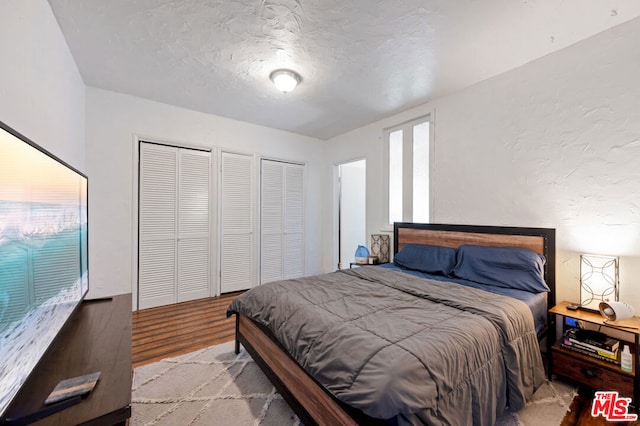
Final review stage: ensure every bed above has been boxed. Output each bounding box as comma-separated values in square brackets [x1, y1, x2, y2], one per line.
[227, 223, 556, 425]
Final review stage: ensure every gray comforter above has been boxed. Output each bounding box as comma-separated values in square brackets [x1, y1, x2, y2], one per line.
[227, 267, 545, 425]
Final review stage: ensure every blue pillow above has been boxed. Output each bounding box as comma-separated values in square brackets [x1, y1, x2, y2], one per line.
[393, 244, 457, 275]
[452, 244, 549, 293]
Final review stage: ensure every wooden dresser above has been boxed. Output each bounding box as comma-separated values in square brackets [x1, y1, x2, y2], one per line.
[3, 294, 132, 425]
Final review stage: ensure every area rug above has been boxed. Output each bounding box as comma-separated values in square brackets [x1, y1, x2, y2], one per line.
[131, 341, 578, 426]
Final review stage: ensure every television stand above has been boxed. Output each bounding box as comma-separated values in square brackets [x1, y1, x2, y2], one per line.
[3, 294, 132, 425]
[4, 396, 82, 426]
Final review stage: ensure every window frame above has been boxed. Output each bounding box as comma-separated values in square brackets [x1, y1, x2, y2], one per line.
[382, 114, 434, 229]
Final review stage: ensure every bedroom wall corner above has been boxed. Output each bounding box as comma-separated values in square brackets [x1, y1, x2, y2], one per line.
[0, 1, 86, 171]
[325, 17, 640, 312]
[85, 88, 326, 302]
[323, 105, 436, 273]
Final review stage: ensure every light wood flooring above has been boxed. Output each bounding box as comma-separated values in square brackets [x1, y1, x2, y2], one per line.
[132, 292, 243, 368]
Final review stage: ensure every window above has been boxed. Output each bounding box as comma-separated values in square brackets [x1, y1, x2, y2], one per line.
[384, 115, 431, 225]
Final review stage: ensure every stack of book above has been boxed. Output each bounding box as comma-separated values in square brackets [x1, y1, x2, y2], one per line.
[561, 328, 620, 364]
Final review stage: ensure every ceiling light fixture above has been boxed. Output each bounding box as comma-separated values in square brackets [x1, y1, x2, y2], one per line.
[270, 69, 301, 93]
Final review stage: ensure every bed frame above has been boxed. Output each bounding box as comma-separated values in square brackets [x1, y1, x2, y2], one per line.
[233, 223, 556, 426]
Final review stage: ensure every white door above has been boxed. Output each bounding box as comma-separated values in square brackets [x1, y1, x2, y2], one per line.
[139, 143, 178, 309]
[283, 164, 304, 279]
[220, 152, 254, 293]
[260, 160, 283, 284]
[177, 149, 211, 302]
[260, 159, 305, 284]
[338, 159, 366, 269]
[138, 142, 212, 309]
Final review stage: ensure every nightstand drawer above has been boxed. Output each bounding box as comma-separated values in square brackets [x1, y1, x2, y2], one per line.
[552, 349, 633, 397]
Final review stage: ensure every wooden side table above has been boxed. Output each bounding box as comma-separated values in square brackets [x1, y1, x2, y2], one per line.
[549, 301, 640, 410]
[3, 294, 132, 425]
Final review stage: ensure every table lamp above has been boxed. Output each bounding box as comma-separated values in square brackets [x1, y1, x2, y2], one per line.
[580, 254, 619, 312]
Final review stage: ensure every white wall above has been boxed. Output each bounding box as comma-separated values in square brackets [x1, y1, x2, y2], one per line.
[85, 88, 326, 302]
[0, 1, 85, 170]
[326, 17, 640, 311]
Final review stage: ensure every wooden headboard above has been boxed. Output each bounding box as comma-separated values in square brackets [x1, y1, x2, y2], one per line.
[394, 222, 556, 310]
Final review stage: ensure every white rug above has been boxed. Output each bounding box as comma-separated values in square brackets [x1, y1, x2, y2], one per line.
[131, 341, 578, 425]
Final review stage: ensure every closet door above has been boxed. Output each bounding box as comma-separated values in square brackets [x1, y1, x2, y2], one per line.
[177, 149, 211, 302]
[283, 164, 304, 279]
[138, 143, 212, 309]
[220, 152, 254, 293]
[260, 160, 304, 284]
[260, 161, 283, 284]
[138, 143, 178, 309]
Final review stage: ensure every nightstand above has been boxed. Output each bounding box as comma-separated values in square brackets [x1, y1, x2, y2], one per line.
[549, 301, 640, 409]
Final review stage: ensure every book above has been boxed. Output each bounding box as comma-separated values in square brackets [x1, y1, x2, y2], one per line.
[560, 343, 621, 365]
[562, 335, 619, 359]
[566, 338, 618, 358]
[565, 328, 619, 352]
[565, 337, 618, 358]
[44, 372, 101, 405]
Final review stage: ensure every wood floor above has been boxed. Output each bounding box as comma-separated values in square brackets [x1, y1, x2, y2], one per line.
[132, 292, 243, 368]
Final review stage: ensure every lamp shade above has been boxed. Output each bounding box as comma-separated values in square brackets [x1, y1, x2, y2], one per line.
[580, 254, 619, 312]
[371, 234, 390, 263]
[599, 301, 635, 322]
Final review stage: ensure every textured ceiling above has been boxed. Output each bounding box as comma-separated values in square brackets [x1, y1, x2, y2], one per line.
[48, 0, 640, 140]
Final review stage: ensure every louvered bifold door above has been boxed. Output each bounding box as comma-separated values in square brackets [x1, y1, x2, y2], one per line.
[260, 160, 283, 284]
[220, 152, 254, 293]
[177, 149, 211, 302]
[138, 143, 178, 309]
[283, 164, 305, 279]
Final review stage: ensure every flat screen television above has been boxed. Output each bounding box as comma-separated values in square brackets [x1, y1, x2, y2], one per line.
[0, 121, 88, 419]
